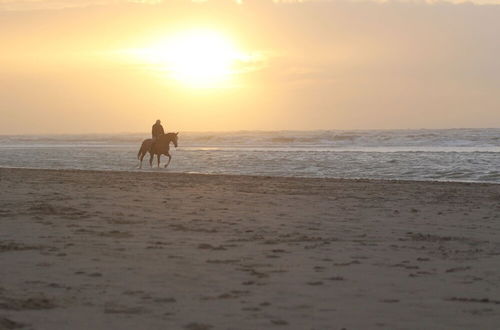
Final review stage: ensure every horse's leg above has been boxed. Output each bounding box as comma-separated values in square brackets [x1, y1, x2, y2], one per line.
[138, 152, 144, 169]
[164, 153, 171, 168]
[149, 152, 154, 167]
[157, 154, 161, 168]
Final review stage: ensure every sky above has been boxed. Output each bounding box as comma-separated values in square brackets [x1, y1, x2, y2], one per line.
[1, 0, 499, 134]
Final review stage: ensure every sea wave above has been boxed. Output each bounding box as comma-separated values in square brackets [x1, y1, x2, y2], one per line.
[1, 129, 499, 183]
[2, 128, 498, 148]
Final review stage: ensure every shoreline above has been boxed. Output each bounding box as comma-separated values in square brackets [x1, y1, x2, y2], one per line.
[1, 166, 498, 186]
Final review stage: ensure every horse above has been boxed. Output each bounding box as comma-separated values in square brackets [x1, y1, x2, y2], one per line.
[137, 132, 178, 169]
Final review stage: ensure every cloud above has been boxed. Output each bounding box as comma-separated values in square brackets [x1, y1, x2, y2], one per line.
[1, 0, 500, 12]
[0, 0, 161, 11]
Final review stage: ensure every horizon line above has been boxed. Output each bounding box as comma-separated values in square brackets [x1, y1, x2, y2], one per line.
[1, 127, 500, 136]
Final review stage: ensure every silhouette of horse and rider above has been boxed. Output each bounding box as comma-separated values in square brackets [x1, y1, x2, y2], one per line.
[137, 120, 178, 168]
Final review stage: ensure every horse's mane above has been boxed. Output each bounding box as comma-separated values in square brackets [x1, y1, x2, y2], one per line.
[159, 132, 176, 140]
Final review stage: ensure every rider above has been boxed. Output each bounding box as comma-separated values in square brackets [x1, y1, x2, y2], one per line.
[151, 120, 165, 150]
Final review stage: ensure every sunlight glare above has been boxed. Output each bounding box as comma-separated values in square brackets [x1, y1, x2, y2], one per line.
[131, 30, 245, 88]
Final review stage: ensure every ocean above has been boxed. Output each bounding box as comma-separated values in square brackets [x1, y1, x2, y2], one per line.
[1, 129, 499, 183]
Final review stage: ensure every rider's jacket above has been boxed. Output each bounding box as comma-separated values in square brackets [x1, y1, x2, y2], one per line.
[152, 124, 165, 139]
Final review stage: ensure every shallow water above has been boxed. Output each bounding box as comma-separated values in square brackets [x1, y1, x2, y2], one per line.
[1, 129, 499, 183]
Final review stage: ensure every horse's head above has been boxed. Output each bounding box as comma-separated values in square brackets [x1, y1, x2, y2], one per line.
[172, 132, 178, 148]
[160, 132, 178, 148]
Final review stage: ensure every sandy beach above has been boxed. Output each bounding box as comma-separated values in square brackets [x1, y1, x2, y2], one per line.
[0, 168, 499, 330]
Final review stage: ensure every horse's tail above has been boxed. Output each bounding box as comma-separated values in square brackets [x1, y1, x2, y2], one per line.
[137, 144, 143, 159]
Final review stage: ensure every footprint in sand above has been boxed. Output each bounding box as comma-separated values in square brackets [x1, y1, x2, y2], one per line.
[0, 241, 41, 253]
[333, 260, 360, 266]
[184, 322, 213, 330]
[445, 266, 471, 273]
[266, 255, 280, 259]
[0, 317, 24, 329]
[0, 296, 56, 310]
[88, 272, 102, 277]
[197, 243, 226, 251]
[445, 297, 500, 305]
[326, 276, 345, 281]
[314, 266, 325, 272]
[416, 257, 430, 262]
[152, 297, 176, 303]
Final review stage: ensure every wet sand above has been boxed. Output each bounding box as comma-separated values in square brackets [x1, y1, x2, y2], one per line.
[0, 168, 499, 330]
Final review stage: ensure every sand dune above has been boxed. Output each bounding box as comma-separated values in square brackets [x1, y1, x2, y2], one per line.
[0, 168, 499, 329]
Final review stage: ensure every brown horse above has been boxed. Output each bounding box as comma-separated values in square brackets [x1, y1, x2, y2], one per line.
[137, 132, 178, 169]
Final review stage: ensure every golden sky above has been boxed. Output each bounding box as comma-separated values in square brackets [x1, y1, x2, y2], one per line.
[1, 0, 499, 134]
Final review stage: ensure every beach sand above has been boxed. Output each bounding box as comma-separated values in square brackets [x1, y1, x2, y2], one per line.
[0, 168, 499, 330]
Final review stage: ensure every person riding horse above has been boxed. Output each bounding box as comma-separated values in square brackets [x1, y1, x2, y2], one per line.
[138, 131, 178, 169]
[137, 119, 178, 168]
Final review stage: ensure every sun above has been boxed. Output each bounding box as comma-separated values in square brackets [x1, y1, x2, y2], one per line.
[131, 30, 244, 88]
